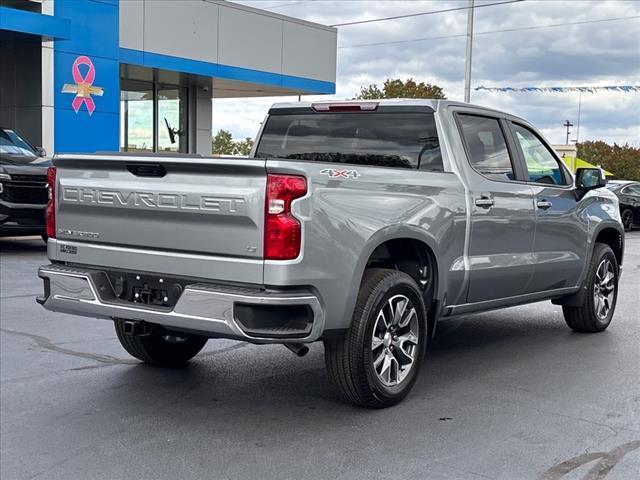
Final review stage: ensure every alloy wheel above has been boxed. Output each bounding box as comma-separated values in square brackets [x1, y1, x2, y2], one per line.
[593, 259, 616, 320]
[371, 294, 420, 386]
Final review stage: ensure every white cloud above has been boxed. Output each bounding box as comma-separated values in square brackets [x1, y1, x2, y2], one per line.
[217, 0, 640, 145]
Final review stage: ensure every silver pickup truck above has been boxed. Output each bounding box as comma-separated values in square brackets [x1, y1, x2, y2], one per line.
[37, 100, 624, 408]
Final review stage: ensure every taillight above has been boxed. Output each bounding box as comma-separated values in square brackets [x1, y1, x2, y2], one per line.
[46, 166, 56, 239]
[264, 174, 307, 260]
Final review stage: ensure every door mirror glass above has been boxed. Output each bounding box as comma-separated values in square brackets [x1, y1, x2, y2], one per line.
[575, 168, 607, 190]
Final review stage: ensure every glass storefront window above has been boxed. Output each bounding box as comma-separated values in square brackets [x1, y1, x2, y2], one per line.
[158, 87, 187, 152]
[120, 81, 154, 152]
[120, 80, 187, 153]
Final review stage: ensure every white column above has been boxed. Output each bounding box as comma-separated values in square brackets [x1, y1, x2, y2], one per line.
[41, 0, 55, 154]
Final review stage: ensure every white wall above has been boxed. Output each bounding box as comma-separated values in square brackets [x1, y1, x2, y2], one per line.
[119, 0, 337, 84]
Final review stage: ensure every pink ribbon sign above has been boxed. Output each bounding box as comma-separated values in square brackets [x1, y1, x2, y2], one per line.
[61, 55, 104, 115]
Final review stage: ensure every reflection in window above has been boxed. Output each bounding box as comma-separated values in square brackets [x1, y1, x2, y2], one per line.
[256, 112, 443, 171]
[158, 87, 187, 153]
[120, 83, 153, 152]
[120, 81, 187, 153]
[513, 124, 567, 185]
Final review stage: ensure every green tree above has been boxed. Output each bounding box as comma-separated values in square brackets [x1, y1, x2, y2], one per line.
[354, 78, 446, 100]
[577, 141, 640, 181]
[212, 130, 255, 156]
[234, 137, 254, 156]
[212, 129, 235, 155]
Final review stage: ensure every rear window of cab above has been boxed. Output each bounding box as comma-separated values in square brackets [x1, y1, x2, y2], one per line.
[255, 111, 443, 171]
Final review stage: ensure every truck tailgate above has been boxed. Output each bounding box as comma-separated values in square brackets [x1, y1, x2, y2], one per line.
[52, 154, 266, 282]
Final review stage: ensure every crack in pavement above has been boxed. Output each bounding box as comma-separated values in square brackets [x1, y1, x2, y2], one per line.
[540, 440, 640, 480]
[1, 328, 136, 365]
[0, 292, 41, 300]
[198, 342, 250, 358]
[1, 328, 252, 367]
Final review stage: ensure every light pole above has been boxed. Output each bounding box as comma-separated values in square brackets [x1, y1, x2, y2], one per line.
[563, 120, 573, 145]
[464, 0, 474, 103]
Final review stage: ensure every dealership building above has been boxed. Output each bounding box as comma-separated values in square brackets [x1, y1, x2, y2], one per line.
[0, 0, 337, 155]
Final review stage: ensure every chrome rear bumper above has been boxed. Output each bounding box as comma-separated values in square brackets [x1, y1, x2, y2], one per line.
[37, 264, 324, 344]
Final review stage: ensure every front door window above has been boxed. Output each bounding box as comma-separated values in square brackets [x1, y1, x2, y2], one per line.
[512, 123, 569, 186]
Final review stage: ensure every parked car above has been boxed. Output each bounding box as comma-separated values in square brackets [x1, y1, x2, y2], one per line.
[0, 128, 50, 240]
[606, 180, 640, 231]
[37, 100, 624, 408]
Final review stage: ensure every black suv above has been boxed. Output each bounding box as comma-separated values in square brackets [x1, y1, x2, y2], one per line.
[606, 180, 640, 231]
[0, 128, 50, 239]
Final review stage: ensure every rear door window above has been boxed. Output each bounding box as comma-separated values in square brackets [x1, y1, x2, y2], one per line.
[457, 114, 515, 181]
[255, 111, 443, 171]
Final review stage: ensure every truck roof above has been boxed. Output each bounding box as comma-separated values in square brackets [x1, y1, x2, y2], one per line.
[269, 99, 510, 117]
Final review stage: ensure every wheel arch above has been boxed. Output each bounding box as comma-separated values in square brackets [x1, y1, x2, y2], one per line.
[345, 226, 442, 337]
[593, 225, 624, 268]
[553, 223, 624, 308]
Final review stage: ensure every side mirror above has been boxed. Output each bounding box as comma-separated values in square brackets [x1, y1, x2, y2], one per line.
[575, 167, 607, 191]
[35, 146, 47, 157]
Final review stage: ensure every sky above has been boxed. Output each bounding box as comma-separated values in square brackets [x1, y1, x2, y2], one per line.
[212, 0, 640, 147]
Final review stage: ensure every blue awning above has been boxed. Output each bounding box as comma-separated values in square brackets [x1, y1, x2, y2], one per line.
[0, 6, 70, 40]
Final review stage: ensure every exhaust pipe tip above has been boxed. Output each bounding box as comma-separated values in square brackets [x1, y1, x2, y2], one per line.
[284, 343, 309, 357]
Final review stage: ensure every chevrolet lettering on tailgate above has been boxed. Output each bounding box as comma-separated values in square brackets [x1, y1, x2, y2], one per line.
[61, 187, 246, 213]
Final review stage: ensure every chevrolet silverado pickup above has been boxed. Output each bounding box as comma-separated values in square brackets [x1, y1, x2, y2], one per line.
[37, 100, 624, 408]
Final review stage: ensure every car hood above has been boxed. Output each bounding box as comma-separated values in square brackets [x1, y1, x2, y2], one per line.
[0, 153, 51, 175]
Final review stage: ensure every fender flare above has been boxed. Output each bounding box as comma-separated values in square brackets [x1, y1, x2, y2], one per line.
[552, 221, 624, 307]
[339, 224, 443, 332]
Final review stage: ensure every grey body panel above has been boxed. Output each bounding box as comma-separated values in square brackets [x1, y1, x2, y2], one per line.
[528, 184, 588, 291]
[262, 160, 467, 331]
[41, 100, 624, 342]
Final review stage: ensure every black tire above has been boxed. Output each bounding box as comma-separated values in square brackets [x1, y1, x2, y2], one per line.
[114, 319, 208, 366]
[621, 209, 633, 232]
[324, 268, 428, 408]
[563, 243, 619, 333]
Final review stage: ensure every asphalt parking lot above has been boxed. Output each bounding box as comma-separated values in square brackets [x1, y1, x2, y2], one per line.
[1, 234, 638, 480]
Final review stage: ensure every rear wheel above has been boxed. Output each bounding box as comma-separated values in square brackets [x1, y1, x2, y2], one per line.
[621, 209, 633, 232]
[563, 243, 619, 333]
[324, 269, 427, 408]
[114, 319, 208, 366]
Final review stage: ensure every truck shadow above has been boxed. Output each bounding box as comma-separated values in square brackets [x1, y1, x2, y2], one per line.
[0, 236, 47, 254]
[74, 305, 613, 417]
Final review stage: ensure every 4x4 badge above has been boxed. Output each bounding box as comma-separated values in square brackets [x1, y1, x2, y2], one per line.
[320, 168, 360, 179]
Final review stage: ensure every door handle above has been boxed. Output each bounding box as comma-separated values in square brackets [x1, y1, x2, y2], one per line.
[475, 197, 495, 208]
[537, 200, 553, 210]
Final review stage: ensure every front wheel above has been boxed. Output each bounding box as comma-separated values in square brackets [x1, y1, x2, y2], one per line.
[114, 319, 208, 366]
[563, 243, 619, 333]
[324, 269, 427, 408]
